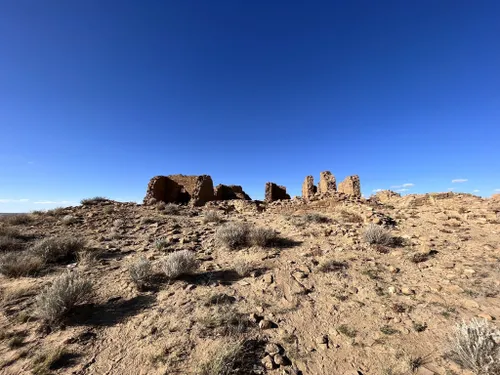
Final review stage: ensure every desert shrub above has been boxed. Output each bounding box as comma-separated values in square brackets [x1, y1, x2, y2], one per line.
[0, 226, 23, 238]
[45, 207, 66, 217]
[129, 257, 152, 289]
[447, 318, 500, 375]
[160, 250, 197, 279]
[155, 237, 169, 251]
[203, 210, 223, 224]
[339, 209, 364, 223]
[233, 260, 254, 277]
[303, 213, 330, 223]
[35, 271, 92, 325]
[61, 215, 77, 225]
[215, 222, 250, 250]
[197, 306, 249, 336]
[163, 203, 181, 215]
[317, 260, 348, 273]
[2, 214, 33, 226]
[0, 235, 24, 252]
[0, 252, 44, 277]
[31, 236, 85, 263]
[248, 227, 277, 247]
[363, 224, 392, 245]
[80, 196, 108, 206]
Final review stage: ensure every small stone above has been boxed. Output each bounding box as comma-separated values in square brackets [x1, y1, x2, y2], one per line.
[442, 262, 455, 269]
[463, 299, 480, 309]
[401, 287, 415, 295]
[249, 313, 260, 323]
[273, 354, 287, 365]
[388, 266, 399, 273]
[261, 355, 275, 370]
[477, 313, 494, 321]
[463, 268, 476, 275]
[316, 335, 328, 344]
[259, 319, 274, 329]
[388, 286, 398, 294]
[263, 274, 274, 284]
[265, 343, 281, 356]
[317, 343, 328, 351]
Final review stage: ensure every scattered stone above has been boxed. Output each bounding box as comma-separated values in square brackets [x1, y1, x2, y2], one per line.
[273, 354, 288, 366]
[263, 274, 274, 284]
[261, 355, 275, 370]
[401, 287, 415, 295]
[265, 343, 281, 356]
[388, 286, 398, 294]
[259, 319, 275, 329]
[477, 313, 494, 321]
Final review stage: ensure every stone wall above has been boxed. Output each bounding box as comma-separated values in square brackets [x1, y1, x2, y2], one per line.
[337, 175, 361, 197]
[144, 174, 215, 206]
[301, 176, 317, 201]
[318, 171, 336, 194]
[265, 182, 290, 202]
[215, 184, 251, 201]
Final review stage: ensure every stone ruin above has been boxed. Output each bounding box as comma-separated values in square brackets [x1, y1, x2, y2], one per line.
[265, 182, 290, 202]
[144, 171, 361, 206]
[337, 175, 361, 197]
[300, 171, 361, 200]
[215, 184, 251, 201]
[144, 174, 251, 206]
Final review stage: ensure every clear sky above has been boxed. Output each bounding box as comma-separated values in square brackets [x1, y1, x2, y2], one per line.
[1, 1, 499, 212]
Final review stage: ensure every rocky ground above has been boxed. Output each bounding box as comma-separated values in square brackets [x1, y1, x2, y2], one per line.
[0, 193, 499, 375]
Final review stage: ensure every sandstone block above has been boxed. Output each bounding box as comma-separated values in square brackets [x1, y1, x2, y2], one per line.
[265, 182, 290, 202]
[338, 175, 361, 197]
[318, 171, 337, 194]
[144, 174, 215, 206]
[214, 184, 251, 200]
[302, 175, 317, 200]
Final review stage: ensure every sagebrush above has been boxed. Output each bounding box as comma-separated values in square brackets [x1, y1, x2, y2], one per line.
[448, 318, 500, 375]
[35, 271, 93, 324]
[160, 250, 197, 279]
[363, 224, 392, 245]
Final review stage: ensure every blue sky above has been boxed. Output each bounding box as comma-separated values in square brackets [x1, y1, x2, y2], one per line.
[1, 1, 499, 212]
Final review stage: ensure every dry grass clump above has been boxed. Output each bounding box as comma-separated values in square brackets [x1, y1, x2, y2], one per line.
[248, 227, 278, 247]
[303, 213, 331, 223]
[447, 318, 500, 375]
[80, 196, 108, 206]
[339, 209, 364, 223]
[0, 252, 45, 277]
[215, 222, 250, 250]
[163, 203, 181, 215]
[45, 207, 66, 217]
[198, 306, 249, 336]
[196, 339, 246, 375]
[203, 210, 224, 223]
[0, 235, 24, 252]
[317, 260, 348, 273]
[363, 224, 392, 245]
[1, 214, 34, 226]
[129, 257, 152, 290]
[31, 236, 85, 263]
[233, 260, 255, 277]
[32, 347, 74, 375]
[215, 222, 278, 249]
[35, 271, 93, 325]
[160, 250, 197, 279]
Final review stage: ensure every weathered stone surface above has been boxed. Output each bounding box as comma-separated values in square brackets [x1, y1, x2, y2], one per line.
[144, 174, 215, 206]
[338, 175, 361, 197]
[265, 182, 290, 202]
[318, 171, 336, 194]
[302, 176, 317, 200]
[375, 190, 401, 202]
[214, 184, 251, 201]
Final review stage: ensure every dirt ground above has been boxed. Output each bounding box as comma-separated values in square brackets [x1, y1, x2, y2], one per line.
[0, 192, 499, 375]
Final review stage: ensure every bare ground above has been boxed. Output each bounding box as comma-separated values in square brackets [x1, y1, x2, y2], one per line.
[0, 193, 499, 375]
